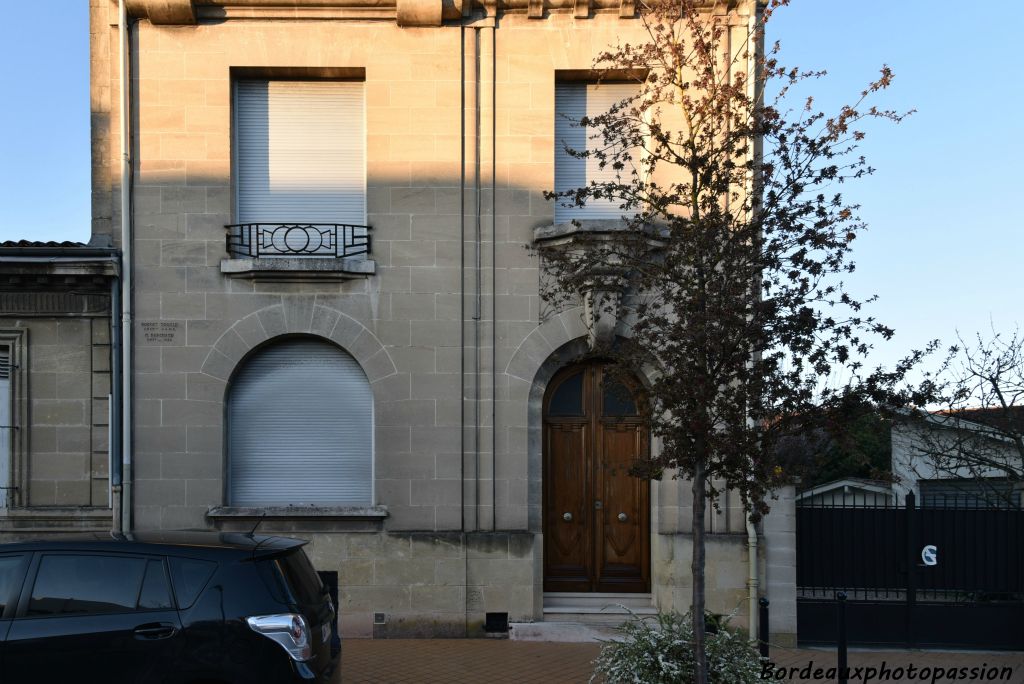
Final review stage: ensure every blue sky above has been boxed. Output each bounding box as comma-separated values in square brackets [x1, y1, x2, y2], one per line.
[0, 1, 1018, 373]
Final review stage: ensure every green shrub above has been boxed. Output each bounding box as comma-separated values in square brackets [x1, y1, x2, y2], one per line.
[591, 611, 765, 684]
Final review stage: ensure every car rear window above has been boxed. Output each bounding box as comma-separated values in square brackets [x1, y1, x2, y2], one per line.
[263, 550, 324, 607]
[0, 555, 25, 616]
[168, 558, 217, 609]
[29, 555, 148, 616]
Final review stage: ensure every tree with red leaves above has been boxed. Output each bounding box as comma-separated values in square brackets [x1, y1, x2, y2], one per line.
[539, 1, 920, 680]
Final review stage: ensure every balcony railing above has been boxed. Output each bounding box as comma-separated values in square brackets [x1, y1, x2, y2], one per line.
[225, 223, 372, 259]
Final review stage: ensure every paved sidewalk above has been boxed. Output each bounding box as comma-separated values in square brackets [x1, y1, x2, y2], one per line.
[340, 639, 1024, 683]
[341, 639, 601, 683]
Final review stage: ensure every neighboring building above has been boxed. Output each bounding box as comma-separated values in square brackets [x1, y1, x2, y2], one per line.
[0, 0, 796, 642]
[892, 414, 1023, 509]
[795, 478, 894, 508]
[0, 239, 118, 534]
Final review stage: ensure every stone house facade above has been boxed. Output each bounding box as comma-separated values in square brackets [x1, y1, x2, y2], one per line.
[0, 0, 796, 642]
[0, 240, 118, 535]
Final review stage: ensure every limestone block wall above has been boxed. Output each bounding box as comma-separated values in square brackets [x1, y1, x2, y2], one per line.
[652, 533, 752, 627]
[762, 485, 797, 645]
[249, 530, 536, 638]
[0, 313, 113, 537]
[85, 0, 788, 637]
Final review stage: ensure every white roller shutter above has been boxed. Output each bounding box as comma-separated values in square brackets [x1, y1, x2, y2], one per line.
[235, 80, 366, 225]
[228, 338, 373, 506]
[554, 82, 638, 223]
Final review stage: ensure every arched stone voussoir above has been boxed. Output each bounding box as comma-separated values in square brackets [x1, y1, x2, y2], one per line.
[310, 305, 342, 339]
[506, 310, 584, 382]
[200, 303, 396, 391]
[200, 348, 235, 381]
[361, 349, 398, 383]
[211, 328, 249, 367]
[325, 308, 365, 349]
[256, 305, 288, 339]
[281, 296, 315, 333]
[555, 307, 588, 342]
[326, 310, 397, 377]
[231, 312, 272, 350]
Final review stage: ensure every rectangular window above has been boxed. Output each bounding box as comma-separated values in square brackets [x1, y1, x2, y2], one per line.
[920, 479, 1021, 509]
[554, 82, 639, 224]
[0, 554, 27, 616]
[0, 344, 12, 511]
[28, 555, 149, 616]
[234, 80, 366, 226]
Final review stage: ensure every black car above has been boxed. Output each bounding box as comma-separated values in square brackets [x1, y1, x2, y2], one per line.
[0, 531, 339, 684]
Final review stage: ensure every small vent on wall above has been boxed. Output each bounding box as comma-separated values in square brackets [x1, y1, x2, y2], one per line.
[373, 612, 386, 625]
[484, 612, 509, 633]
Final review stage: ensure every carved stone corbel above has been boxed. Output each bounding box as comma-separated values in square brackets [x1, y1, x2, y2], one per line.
[125, 0, 196, 24]
[582, 274, 623, 349]
[533, 219, 659, 351]
[397, 0, 444, 26]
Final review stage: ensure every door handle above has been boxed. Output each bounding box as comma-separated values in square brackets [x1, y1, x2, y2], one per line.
[563, 512, 573, 522]
[618, 512, 628, 522]
[133, 622, 177, 640]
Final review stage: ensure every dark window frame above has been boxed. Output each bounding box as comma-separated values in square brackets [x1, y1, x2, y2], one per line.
[16, 552, 175, 620]
[0, 553, 28, 619]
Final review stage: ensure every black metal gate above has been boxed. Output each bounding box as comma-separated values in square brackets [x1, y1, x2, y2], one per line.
[796, 492, 1024, 650]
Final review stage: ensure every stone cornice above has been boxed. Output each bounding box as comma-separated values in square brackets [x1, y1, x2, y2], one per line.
[125, 0, 758, 26]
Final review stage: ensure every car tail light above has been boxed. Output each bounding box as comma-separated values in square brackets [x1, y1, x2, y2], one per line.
[246, 613, 313, 662]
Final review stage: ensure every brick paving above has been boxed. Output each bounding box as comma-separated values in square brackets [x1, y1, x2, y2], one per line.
[340, 639, 1024, 684]
[340, 639, 601, 683]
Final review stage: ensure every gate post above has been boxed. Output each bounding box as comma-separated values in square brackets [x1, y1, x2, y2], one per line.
[836, 591, 848, 684]
[905, 491, 917, 649]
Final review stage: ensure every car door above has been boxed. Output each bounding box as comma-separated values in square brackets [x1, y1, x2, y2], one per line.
[4, 552, 184, 684]
[0, 553, 30, 671]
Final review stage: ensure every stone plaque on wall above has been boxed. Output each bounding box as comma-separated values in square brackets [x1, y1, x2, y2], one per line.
[138, 320, 183, 345]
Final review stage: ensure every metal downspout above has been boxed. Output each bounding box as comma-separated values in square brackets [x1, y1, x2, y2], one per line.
[110, 265, 123, 533]
[747, 517, 759, 638]
[489, 22, 496, 532]
[474, 25, 482, 534]
[745, 0, 764, 640]
[118, 0, 134, 533]
[461, 21, 469, 636]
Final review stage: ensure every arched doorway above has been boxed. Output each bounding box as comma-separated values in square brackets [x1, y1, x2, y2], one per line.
[542, 361, 650, 593]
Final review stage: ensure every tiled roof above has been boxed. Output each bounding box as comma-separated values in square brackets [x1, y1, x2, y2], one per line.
[954, 406, 1024, 433]
[0, 240, 92, 249]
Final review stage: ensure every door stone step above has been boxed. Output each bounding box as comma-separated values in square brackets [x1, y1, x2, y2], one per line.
[509, 621, 622, 642]
[543, 592, 655, 610]
[541, 593, 657, 628]
[542, 608, 656, 626]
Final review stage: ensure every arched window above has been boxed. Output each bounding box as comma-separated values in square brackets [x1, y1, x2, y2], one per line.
[227, 337, 372, 506]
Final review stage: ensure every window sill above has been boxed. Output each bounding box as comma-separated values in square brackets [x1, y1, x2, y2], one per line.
[533, 219, 634, 243]
[0, 507, 112, 518]
[207, 505, 388, 520]
[0, 507, 114, 533]
[220, 257, 376, 280]
[534, 220, 669, 244]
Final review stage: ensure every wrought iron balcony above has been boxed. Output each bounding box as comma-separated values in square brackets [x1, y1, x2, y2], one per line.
[225, 223, 372, 259]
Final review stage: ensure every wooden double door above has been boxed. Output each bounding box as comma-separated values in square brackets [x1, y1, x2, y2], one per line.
[543, 362, 650, 593]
